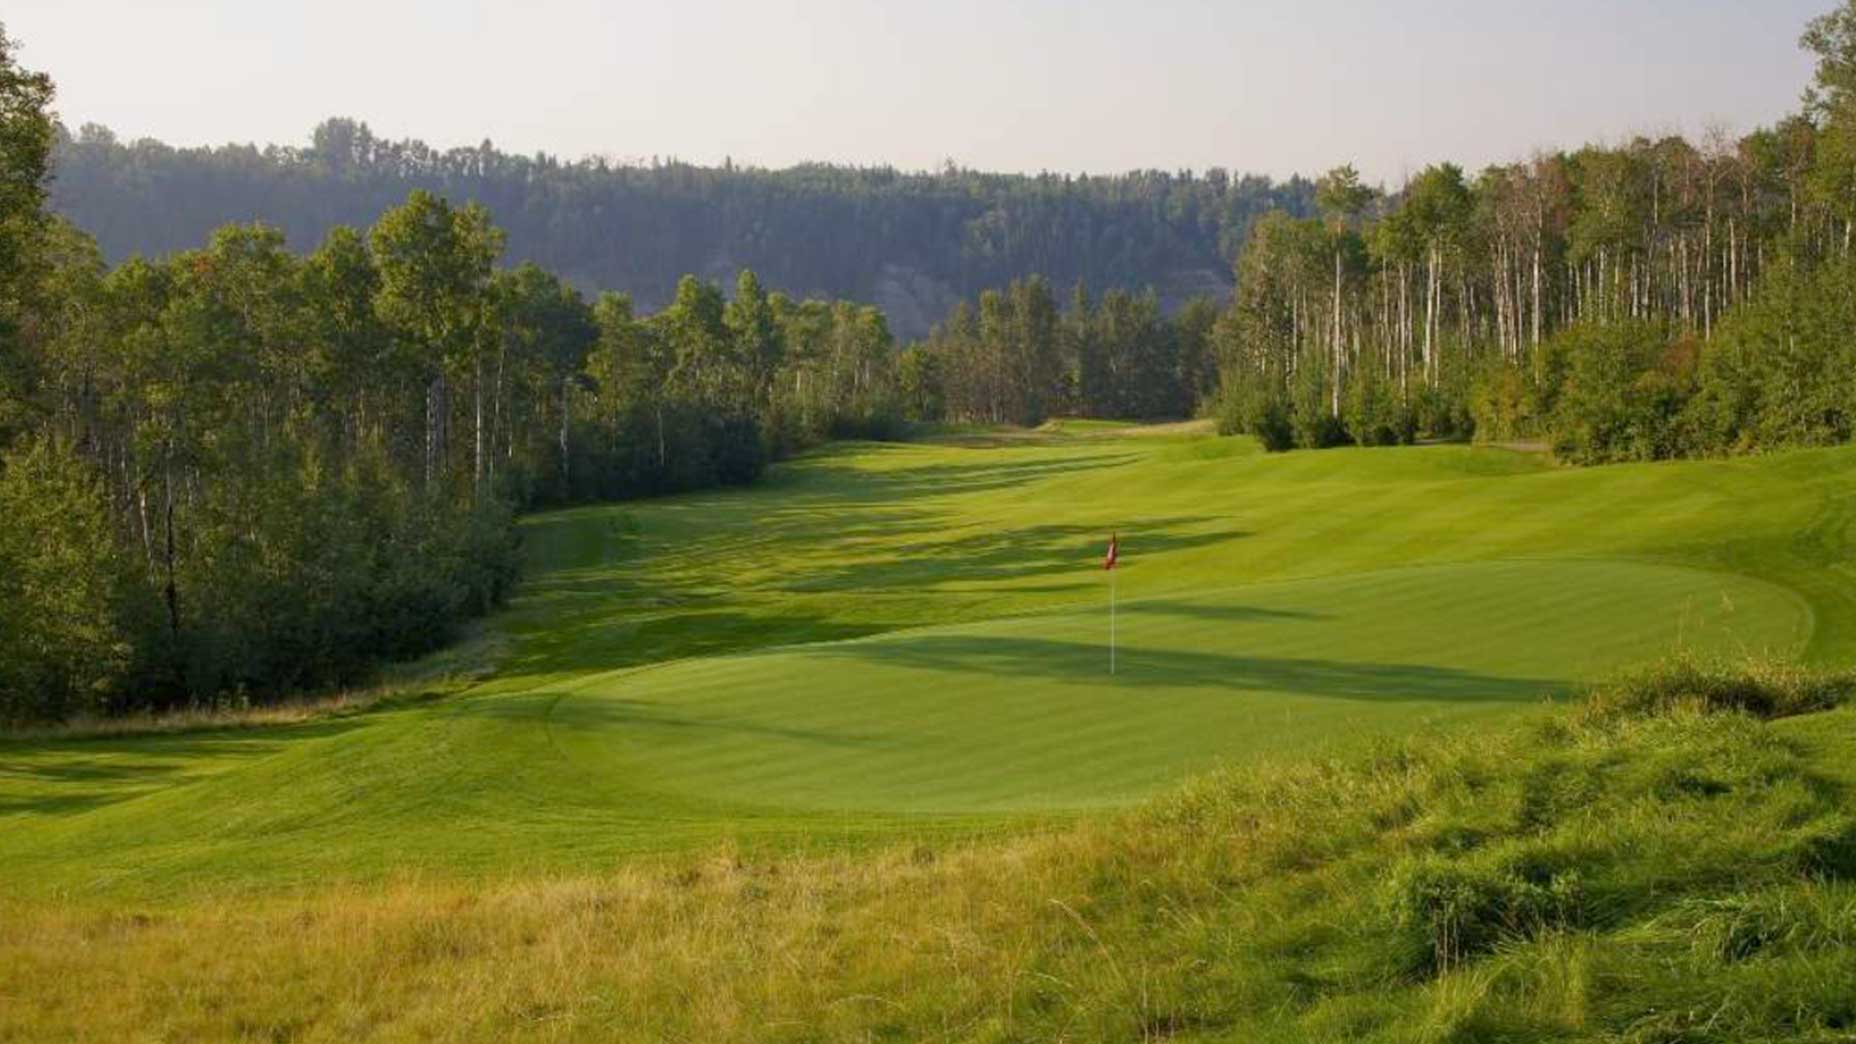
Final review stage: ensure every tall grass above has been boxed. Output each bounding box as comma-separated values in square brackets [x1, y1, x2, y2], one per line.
[4, 659, 1854, 1042]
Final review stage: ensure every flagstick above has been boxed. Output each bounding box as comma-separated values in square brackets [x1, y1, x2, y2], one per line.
[1110, 567, 1117, 676]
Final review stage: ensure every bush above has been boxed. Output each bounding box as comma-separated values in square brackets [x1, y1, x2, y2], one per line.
[1469, 362, 1538, 442]
[1410, 382, 1473, 441]
[154, 455, 523, 704]
[1571, 656, 1854, 728]
[1546, 321, 1694, 464]
[0, 440, 151, 722]
[1344, 368, 1416, 446]
[1215, 370, 1296, 451]
[1290, 360, 1350, 449]
[1382, 852, 1587, 976]
[1685, 258, 1856, 454]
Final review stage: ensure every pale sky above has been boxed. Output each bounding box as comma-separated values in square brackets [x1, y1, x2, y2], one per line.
[6, 0, 1829, 184]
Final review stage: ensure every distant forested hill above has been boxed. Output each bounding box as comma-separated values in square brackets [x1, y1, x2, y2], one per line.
[46, 119, 1315, 337]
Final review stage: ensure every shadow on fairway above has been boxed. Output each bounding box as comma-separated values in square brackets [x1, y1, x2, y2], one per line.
[550, 697, 898, 750]
[817, 635, 1557, 704]
[0, 721, 364, 818]
[498, 609, 900, 679]
[1118, 600, 1326, 623]
[788, 517, 1244, 592]
[778, 449, 1145, 503]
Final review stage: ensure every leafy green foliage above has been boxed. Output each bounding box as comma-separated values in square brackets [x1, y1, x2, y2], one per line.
[1215, 367, 1295, 450]
[1546, 321, 1694, 463]
[0, 440, 145, 722]
[1210, 2, 1856, 465]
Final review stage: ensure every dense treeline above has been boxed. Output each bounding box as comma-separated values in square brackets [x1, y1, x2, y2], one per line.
[1215, 1, 1856, 460]
[0, 26, 900, 723]
[900, 279, 1218, 426]
[50, 120, 1315, 338]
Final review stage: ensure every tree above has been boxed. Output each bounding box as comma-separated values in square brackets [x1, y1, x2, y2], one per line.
[1172, 295, 1220, 413]
[0, 439, 144, 722]
[369, 190, 502, 491]
[493, 263, 595, 498]
[897, 344, 944, 422]
[0, 22, 52, 294]
[1806, 2, 1856, 255]
[0, 22, 55, 447]
[300, 226, 389, 456]
[1403, 164, 1473, 385]
[725, 269, 782, 397]
[1317, 165, 1373, 415]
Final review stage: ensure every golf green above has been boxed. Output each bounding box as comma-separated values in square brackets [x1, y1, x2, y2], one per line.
[545, 558, 1806, 813]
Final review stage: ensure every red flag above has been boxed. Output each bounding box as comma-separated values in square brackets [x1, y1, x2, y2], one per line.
[1104, 533, 1118, 570]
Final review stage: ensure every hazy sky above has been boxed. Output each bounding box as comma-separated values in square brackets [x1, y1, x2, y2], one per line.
[6, 0, 1831, 184]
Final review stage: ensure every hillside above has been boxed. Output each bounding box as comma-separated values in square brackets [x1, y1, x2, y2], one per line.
[6, 427, 1856, 1038]
[46, 121, 1316, 336]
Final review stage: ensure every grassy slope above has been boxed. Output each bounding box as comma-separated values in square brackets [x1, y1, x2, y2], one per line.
[4, 672, 1853, 1042]
[4, 430, 1855, 897]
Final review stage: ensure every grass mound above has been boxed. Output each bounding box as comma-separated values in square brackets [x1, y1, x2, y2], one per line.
[7, 662, 1854, 1042]
[1572, 655, 1856, 727]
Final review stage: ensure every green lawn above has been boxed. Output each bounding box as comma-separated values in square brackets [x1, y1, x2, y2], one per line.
[4, 427, 1853, 896]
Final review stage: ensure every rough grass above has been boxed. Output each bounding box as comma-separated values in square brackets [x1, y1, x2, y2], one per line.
[4, 663, 1853, 1042]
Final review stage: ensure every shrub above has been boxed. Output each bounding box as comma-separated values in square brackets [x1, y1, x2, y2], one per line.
[1291, 359, 1350, 449]
[1687, 257, 1856, 454]
[1382, 851, 1587, 976]
[1681, 886, 1856, 964]
[1468, 362, 1548, 442]
[0, 440, 151, 722]
[1571, 657, 1854, 728]
[1547, 321, 1694, 464]
[1216, 370, 1296, 451]
[1345, 369, 1416, 447]
[1410, 382, 1473, 441]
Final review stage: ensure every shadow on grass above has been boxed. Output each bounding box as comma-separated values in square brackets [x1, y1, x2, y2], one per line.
[0, 720, 366, 818]
[774, 449, 1145, 503]
[815, 635, 1557, 704]
[1119, 600, 1325, 623]
[548, 698, 898, 750]
[785, 517, 1243, 592]
[497, 610, 899, 679]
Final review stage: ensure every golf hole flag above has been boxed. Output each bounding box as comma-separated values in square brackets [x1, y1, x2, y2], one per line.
[1105, 533, 1119, 674]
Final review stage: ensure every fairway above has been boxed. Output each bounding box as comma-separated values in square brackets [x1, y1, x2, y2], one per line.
[549, 559, 1804, 812]
[3, 427, 1852, 894]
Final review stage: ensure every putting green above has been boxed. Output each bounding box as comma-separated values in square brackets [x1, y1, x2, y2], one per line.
[548, 558, 1807, 813]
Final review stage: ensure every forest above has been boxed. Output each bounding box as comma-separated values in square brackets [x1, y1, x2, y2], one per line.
[49, 119, 1315, 338]
[1211, 5, 1856, 460]
[0, 22, 903, 722]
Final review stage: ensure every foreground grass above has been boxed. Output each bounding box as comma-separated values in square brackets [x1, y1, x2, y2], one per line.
[5, 661, 1854, 1042]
